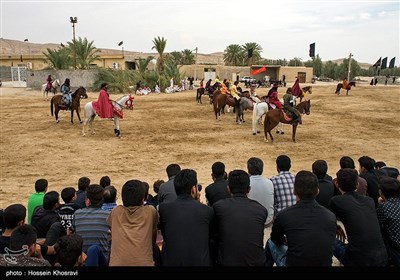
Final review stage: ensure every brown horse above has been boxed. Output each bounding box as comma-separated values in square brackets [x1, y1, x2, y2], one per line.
[263, 100, 311, 143]
[50, 87, 88, 124]
[213, 90, 243, 123]
[298, 86, 313, 102]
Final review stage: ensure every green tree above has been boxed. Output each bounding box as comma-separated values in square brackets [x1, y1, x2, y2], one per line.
[223, 44, 244, 66]
[67, 37, 101, 69]
[167, 51, 183, 65]
[342, 58, 361, 80]
[42, 47, 71, 70]
[181, 49, 195, 65]
[288, 57, 303, 66]
[304, 55, 323, 77]
[242, 42, 262, 65]
[152, 36, 167, 73]
[322, 61, 338, 79]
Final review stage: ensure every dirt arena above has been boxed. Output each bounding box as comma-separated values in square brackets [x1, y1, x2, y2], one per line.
[0, 83, 399, 208]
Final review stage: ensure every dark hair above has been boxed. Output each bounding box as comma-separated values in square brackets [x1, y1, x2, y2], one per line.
[3, 204, 26, 229]
[35, 178, 48, 192]
[55, 234, 83, 267]
[101, 82, 108, 89]
[212, 161, 225, 178]
[379, 176, 400, 199]
[143, 182, 149, 200]
[247, 157, 264, 176]
[61, 187, 76, 204]
[358, 156, 375, 171]
[122, 180, 146, 207]
[100, 176, 111, 188]
[174, 169, 198, 196]
[43, 191, 59, 210]
[375, 161, 386, 169]
[312, 160, 328, 179]
[10, 224, 37, 251]
[153, 179, 164, 194]
[339, 156, 355, 169]
[78, 177, 90, 191]
[166, 164, 181, 178]
[103, 186, 117, 203]
[228, 170, 250, 194]
[336, 168, 358, 192]
[85, 184, 104, 207]
[276, 155, 291, 171]
[294, 171, 319, 200]
[64, 78, 70, 86]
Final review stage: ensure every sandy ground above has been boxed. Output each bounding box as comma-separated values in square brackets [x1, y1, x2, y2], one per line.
[0, 82, 399, 209]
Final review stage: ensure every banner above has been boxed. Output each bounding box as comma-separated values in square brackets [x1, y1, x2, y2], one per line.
[251, 67, 267, 76]
[389, 57, 396, 69]
[372, 57, 381, 68]
[381, 57, 388, 69]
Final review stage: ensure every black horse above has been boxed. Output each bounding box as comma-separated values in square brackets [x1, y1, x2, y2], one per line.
[196, 88, 213, 104]
[335, 81, 356, 95]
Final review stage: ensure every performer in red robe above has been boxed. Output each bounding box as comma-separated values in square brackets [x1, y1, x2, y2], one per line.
[92, 83, 114, 118]
[291, 77, 302, 97]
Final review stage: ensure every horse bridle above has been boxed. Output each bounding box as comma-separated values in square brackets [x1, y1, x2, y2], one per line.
[113, 96, 134, 110]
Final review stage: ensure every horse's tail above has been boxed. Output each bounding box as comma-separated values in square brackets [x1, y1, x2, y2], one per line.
[50, 96, 54, 116]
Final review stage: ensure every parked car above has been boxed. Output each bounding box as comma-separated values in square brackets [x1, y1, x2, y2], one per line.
[239, 76, 256, 84]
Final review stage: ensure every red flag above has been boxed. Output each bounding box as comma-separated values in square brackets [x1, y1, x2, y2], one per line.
[251, 67, 267, 76]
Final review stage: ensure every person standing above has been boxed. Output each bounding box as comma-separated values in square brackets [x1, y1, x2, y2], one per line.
[92, 83, 114, 119]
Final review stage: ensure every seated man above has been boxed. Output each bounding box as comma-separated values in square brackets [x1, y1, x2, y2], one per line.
[267, 84, 282, 110]
[283, 88, 301, 124]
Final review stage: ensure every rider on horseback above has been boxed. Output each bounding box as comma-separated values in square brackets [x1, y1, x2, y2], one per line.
[46, 75, 53, 91]
[283, 87, 302, 124]
[60, 78, 72, 110]
[267, 83, 282, 110]
[230, 81, 242, 123]
[249, 84, 261, 103]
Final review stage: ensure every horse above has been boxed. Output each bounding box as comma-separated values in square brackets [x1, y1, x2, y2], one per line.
[82, 94, 134, 137]
[263, 100, 311, 143]
[251, 96, 284, 135]
[298, 86, 313, 102]
[42, 79, 60, 101]
[196, 88, 213, 104]
[50, 87, 88, 124]
[213, 90, 249, 124]
[335, 81, 356, 95]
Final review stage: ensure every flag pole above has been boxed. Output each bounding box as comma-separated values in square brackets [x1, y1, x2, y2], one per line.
[347, 53, 353, 81]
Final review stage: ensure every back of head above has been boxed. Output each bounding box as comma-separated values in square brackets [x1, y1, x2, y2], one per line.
[312, 160, 328, 179]
[153, 179, 164, 194]
[10, 224, 37, 251]
[55, 234, 83, 268]
[212, 161, 225, 178]
[358, 156, 375, 171]
[103, 186, 117, 203]
[100, 82, 108, 89]
[43, 191, 60, 210]
[379, 176, 400, 199]
[339, 156, 355, 169]
[336, 168, 358, 192]
[65, 78, 70, 86]
[61, 187, 76, 204]
[35, 178, 48, 192]
[122, 180, 146, 207]
[78, 177, 90, 191]
[294, 171, 319, 200]
[247, 157, 263, 176]
[4, 204, 26, 229]
[166, 163, 181, 178]
[276, 155, 291, 171]
[85, 184, 104, 207]
[174, 169, 197, 196]
[374, 161, 386, 169]
[228, 170, 250, 194]
[286, 87, 292, 93]
[99, 176, 111, 188]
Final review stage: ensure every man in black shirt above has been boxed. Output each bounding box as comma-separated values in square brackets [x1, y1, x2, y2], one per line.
[265, 171, 337, 266]
[329, 168, 388, 266]
[205, 161, 230, 206]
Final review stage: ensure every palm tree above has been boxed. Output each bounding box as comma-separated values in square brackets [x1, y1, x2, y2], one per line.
[42, 47, 71, 70]
[166, 51, 183, 65]
[242, 42, 262, 65]
[223, 44, 244, 66]
[181, 49, 195, 65]
[67, 37, 101, 69]
[152, 36, 167, 73]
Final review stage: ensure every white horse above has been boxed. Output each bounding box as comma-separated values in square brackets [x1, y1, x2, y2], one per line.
[252, 100, 283, 135]
[82, 94, 134, 137]
[42, 79, 60, 100]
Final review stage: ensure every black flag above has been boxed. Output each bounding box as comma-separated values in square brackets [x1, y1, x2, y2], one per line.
[373, 57, 381, 68]
[389, 57, 396, 69]
[118, 41, 123, 46]
[309, 43, 315, 58]
[247, 48, 253, 58]
[381, 57, 388, 69]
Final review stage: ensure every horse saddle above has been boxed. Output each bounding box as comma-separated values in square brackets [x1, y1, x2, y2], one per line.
[282, 111, 293, 122]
